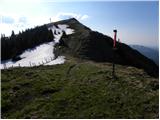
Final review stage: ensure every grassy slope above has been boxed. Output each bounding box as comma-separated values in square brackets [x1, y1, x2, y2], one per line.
[1, 57, 159, 119]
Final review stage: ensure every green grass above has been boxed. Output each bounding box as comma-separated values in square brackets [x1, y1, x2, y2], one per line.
[1, 58, 159, 118]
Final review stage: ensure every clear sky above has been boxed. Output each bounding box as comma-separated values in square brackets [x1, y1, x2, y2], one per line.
[0, 0, 159, 48]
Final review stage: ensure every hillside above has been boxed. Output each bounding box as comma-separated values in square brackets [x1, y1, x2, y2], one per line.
[1, 57, 159, 119]
[0, 22, 76, 69]
[1, 25, 53, 61]
[130, 45, 159, 65]
[48, 18, 158, 77]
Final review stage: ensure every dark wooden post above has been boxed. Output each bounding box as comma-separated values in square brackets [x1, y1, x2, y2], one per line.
[112, 29, 117, 79]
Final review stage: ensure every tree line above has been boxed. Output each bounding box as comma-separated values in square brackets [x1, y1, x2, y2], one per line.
[1, 25, 53, 61]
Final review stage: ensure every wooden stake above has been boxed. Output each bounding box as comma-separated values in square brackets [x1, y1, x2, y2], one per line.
[112, 29, 117, 79]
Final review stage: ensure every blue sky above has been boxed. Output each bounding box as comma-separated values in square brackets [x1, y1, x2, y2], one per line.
[0, 0, 158, 48]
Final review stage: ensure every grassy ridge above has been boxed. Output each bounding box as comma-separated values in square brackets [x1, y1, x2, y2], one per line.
[1, 58, 159, 118]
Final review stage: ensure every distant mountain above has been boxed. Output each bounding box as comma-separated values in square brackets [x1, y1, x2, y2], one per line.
[130, 45, 159, 65]
[48, 18, 158, 77]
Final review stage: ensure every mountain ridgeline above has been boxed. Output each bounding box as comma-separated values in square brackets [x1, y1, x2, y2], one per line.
[1, 18, 158, 77]
[48, 18, 158, 77]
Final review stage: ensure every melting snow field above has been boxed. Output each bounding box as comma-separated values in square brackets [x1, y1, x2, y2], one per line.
[1, 24, 74, 69]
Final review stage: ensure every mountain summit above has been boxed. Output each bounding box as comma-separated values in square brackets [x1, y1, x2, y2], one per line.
[46, 18, 158, 77]
[1, 18, 158, 77]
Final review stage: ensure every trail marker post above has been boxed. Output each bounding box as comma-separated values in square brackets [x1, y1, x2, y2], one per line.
[112, 29, 117, 79]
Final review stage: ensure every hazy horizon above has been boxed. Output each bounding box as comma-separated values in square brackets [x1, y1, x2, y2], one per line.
[0, 0, 158, 48]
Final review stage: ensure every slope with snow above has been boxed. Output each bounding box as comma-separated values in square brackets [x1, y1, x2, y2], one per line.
[1, 24, 74, 69]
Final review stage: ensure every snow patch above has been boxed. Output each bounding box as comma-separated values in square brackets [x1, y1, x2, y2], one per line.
[1, 24, 74, 69]
[44, 56, 65, 65]
[48, 24, 74, 42]
[58, 24, 74, 35]
[48, 25, 63, 43]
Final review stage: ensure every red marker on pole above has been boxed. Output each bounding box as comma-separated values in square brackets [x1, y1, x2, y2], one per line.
[113, 30, 117, 48]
